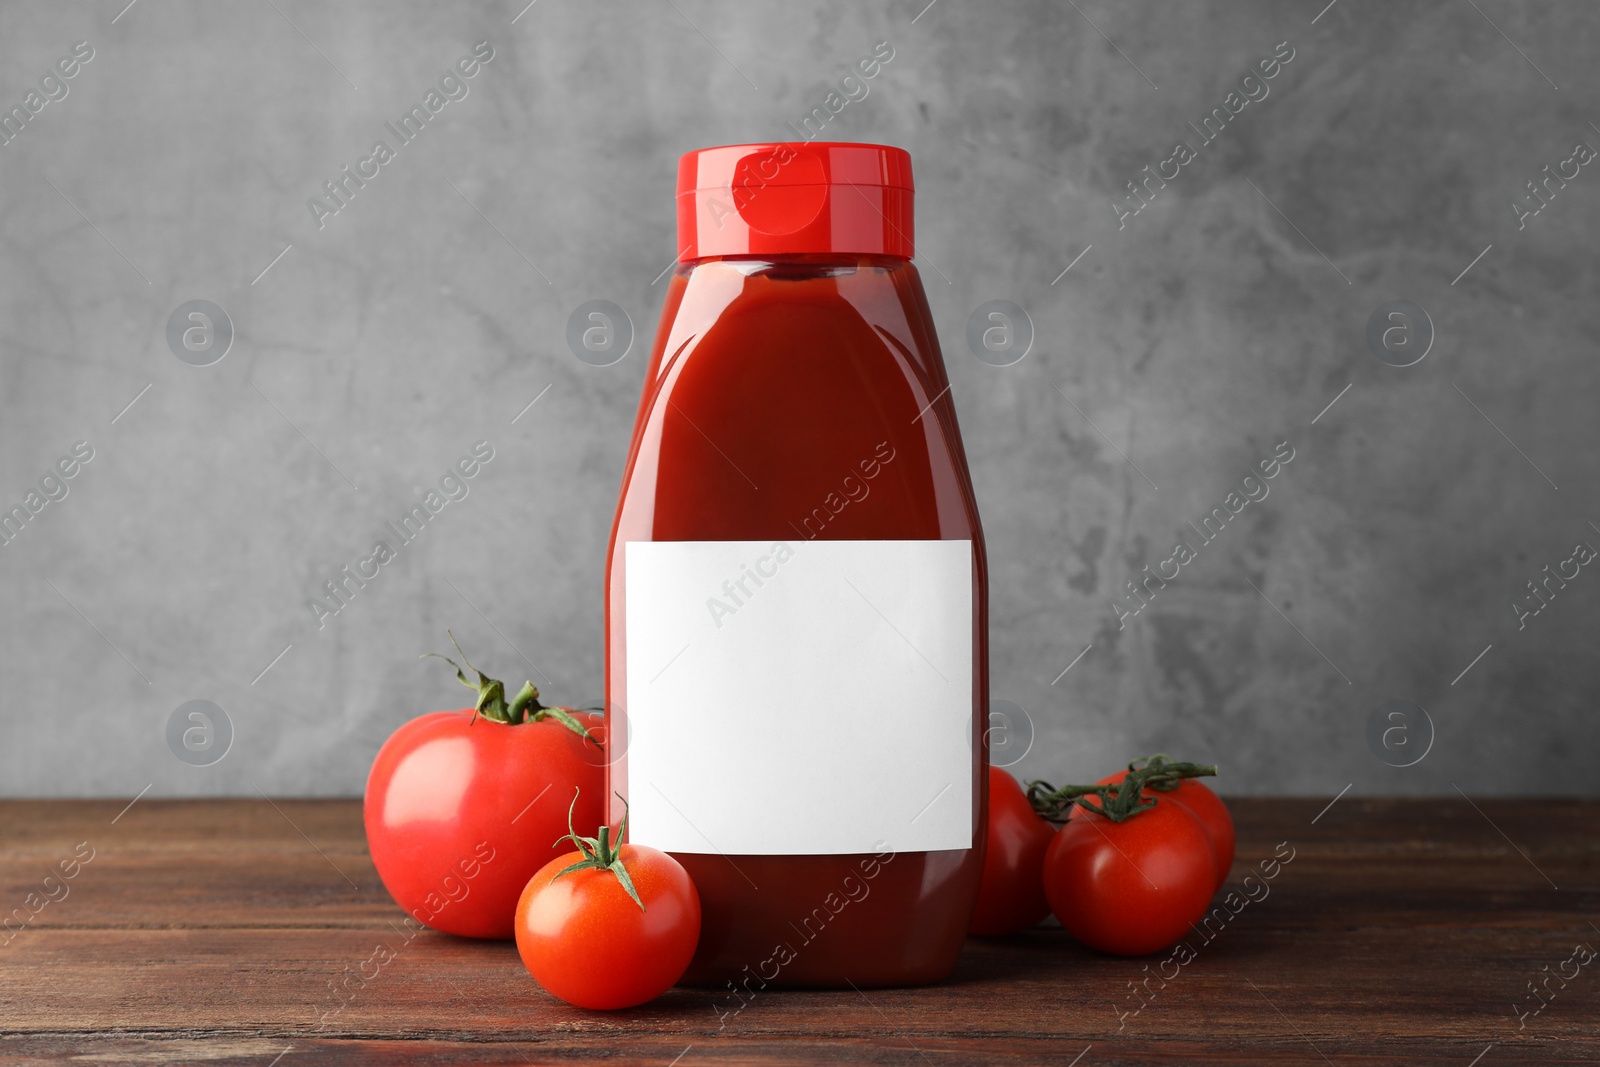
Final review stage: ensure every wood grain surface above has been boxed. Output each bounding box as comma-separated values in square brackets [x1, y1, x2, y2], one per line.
[2, 796, 1597, 1066]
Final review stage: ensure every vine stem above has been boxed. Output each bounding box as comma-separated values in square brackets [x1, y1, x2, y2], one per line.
[1026, 754, 1218, 824]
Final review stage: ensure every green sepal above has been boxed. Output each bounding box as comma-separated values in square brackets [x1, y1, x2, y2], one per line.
[532, 703, 601, 746]
[606, 856, 645, 911]
[422, 631, 595, 743]
[551, 858, 598, 881]
[547, 791, 647, 912]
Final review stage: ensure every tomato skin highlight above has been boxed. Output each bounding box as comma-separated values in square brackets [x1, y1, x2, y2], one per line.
[1045, 796, 1217, 956]
[968, 766, 1056, 936]
[1080, 769, 1236, 890]
[515, 843, 702, 1010]
[363, 709, 604, 939]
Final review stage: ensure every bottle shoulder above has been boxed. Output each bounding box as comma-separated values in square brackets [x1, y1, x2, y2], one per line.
[613, 258, 980, 545]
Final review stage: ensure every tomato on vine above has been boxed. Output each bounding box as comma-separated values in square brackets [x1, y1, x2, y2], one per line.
[1084, 758, 1235, 890]
[1029, 757, 1224, 956]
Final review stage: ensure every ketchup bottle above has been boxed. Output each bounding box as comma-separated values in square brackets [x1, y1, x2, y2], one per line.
[605, 142, 988, 989]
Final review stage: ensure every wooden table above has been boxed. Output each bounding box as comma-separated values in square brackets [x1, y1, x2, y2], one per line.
[1, 797, 1595, 1065]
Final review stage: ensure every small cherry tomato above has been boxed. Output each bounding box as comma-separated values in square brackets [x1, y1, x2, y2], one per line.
[1082, 768, 1235, 890]
[1045, 795, 1216, 956]
[969, 766, 1057, 936]
[515, 804, 701, 1010]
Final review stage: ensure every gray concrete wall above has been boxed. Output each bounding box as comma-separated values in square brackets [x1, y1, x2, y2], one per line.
[1, 0, 1595, 798]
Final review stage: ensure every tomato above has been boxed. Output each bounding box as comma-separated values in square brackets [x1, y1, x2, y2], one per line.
[515, 813, 701, 1010]
[1044, 795, 1217, 956]
[1080, 769, 1235, 890]
[968, 766, 1056, 936]
[364, 636, 604, 939]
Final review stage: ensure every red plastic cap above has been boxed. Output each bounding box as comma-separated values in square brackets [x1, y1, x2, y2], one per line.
[676, 142, 915, 261]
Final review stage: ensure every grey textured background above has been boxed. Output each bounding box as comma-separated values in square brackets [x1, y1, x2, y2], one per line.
[1, 0, 1596, 798]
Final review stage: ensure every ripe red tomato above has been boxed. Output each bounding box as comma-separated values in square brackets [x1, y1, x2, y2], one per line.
[365, 710, 603, 938]
[969, 766, 1056, 936]
[1045, 796, 1217, 956]
[1083, 769, 1235, 889]
[364, 637, 604, 939]
[516, 833, 701, 1010]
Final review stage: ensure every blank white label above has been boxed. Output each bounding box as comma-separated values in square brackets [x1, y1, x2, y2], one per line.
[624, 539, 974, 856]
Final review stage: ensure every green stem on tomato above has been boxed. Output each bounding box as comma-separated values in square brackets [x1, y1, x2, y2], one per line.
[422, 630, 598, 745]
[1026, 754, 1218, 824]
[549, 791, 645, 911]
[1120, 753, 1214, 793]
